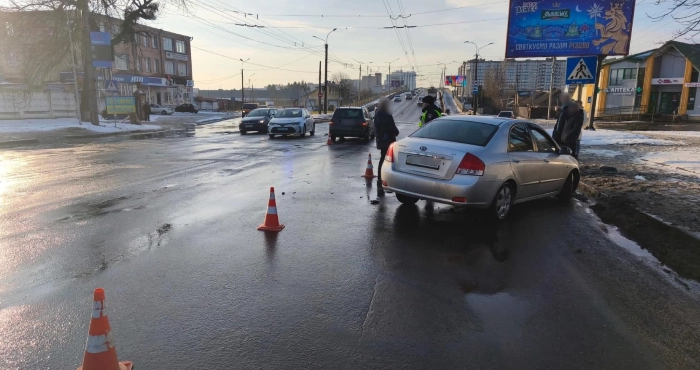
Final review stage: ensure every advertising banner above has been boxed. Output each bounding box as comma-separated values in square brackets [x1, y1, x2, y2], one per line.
[505, 0, 636, 58]
[444, 76, 467, 87]
[105, 97, 136, 115]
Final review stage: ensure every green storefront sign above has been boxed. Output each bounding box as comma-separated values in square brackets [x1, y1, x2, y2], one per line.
[106, 97, 136, 115]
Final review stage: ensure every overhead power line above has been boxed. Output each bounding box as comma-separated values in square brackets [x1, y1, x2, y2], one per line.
[191, 46, 318, 74]
[259, 1, 507, 17]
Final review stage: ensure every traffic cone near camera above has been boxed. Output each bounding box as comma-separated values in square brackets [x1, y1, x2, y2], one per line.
[258, 187, 285, 232]
[361, 153, 377, 179]
[77, 288, 133, 370]
[326, 127, 333, 145]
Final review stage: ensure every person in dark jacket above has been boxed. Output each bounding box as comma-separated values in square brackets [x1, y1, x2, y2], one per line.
[142, 102, 151, 122]
[552, 93, 571, 145]
[558, 102, 584, 159]
[419, 95, 442, 127]
[374, 97, 399, 196]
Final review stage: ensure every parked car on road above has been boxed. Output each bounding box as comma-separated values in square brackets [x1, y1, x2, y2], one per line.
[150, 103, 173, 115]
[268, 108, 315, 138]
[329, 107, 375, 142]
[242, 103, 259, 117]
[405, 94, 413, 100]
[497, 111, 515, 118]
[240, 108, 277, 134]
[381, 116, 579, 220]
[174, 103, 199, 113]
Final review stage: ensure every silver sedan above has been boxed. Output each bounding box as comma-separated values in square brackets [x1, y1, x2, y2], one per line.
[381, 116, 580, 219]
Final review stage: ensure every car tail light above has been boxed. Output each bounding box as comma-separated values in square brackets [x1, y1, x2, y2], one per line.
[360, 121, 368, 127]
[330, 119, 336, 125]
[452, 197, 467, 203]
[455, 153, 485, 176]
[386, 143, 395, 163]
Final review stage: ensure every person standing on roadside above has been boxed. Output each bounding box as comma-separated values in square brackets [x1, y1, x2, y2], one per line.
[558, 99, 584, 159]
[552, 92, 572, 146]
[142, 101, 151, 122]
[418, 95, 442, 128]
[576, 100, 586, 157]
[374, 97, 399, 196]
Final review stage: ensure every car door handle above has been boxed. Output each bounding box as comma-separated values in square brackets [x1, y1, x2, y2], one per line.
[543, 159, 550, 163]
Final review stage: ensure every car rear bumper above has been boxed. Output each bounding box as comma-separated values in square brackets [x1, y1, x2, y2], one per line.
[381, 164, 500, 208]
[330, 127, 370, 137]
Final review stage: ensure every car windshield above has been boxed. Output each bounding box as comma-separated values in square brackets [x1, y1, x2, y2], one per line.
[247, 109, 269, 117]
[242, 104, 258, 109]
[333, 109, 362, 119]
[276, 109, 302, 118]
[410, 119, 499, 146]
[498, 112, 513, 117]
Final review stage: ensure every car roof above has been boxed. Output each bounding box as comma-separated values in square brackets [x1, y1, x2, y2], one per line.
[437, 115, 511, 126]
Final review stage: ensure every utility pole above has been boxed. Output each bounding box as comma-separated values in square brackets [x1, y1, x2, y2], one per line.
[358, 64, 362, 102]
[547, 57, 555, 120]
[324, 42, 329, 113]
[240, 58, 249, 113]
[318, 61, 322, 112]
[80, 0, 99, 125]
[474, 56, 479, 114]
[586, 55, 606, 130]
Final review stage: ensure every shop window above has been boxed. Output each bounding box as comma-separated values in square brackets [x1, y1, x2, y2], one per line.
[623, 68, 637, 80]
[175, 40, 186, 54]
[688, 88, 697, 111]
[165, 61, 175, 75]
[114, 54, 129, 70]
[163, 37, 173, 51]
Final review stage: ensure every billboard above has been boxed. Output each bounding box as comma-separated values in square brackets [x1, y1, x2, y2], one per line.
[505, 0, 636, 58]
[444, 76, 466, 87]
[105, 97, 136, 115]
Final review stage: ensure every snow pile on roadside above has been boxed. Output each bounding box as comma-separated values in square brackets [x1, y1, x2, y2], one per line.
[640, 149, 700, 177]
[580, 148, 624, 157]
[0, 118, 160, 134]
[580, 129, 678, 146]
[636, 131, 700, 139]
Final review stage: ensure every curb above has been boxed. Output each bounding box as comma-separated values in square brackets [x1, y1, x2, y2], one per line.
[0, 138, 40, 148]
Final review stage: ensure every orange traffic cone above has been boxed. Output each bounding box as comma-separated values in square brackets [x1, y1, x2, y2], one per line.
[258, 187, 285, 232]
[77, 288, 133, 370]
[326, 128, 333, 145]
[361, 153, 377, 179]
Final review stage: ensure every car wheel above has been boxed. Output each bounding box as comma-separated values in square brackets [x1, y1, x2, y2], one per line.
[269, 134, 275, 139]
[489, 183, 514, 221]
[310, 124, 315, 136]
[557, 170, 578, 202]
[301, 125, 306, 137]
[396, 193, 419, 205]
[161, 110, 167, 115]
[240, 130, 246, 135]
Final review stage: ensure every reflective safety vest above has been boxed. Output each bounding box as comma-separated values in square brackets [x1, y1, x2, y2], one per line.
[418, 108, 442, 128]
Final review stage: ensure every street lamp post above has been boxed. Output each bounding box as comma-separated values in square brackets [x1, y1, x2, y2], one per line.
[385, 58, 399, 90]
[464, 41, 493, 114]
[240, 58, 250, 111]
[314, 28, 337, 114]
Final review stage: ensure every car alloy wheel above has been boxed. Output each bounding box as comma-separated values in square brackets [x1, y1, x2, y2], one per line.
[310, 124, 315, 136]
[301, 125, 306, 137]
[492, 184, 513, 220]
[161, 110, 167, 115]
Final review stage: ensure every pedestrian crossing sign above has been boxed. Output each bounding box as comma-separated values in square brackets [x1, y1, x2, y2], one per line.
[566, 56, 597, 85]
[105, 80, 119, 92]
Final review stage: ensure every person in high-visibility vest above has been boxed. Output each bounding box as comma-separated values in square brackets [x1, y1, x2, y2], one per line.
[418, 95, 442, 128]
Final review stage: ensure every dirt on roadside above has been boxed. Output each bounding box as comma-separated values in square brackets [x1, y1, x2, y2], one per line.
[578, 134, 700, 282]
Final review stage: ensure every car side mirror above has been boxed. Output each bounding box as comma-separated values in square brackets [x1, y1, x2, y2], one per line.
[559, 146, 573, 156]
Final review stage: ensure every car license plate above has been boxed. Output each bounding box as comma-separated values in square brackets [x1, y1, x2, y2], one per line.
[245, 124, 253, 127]
[406, 154, 440, 170]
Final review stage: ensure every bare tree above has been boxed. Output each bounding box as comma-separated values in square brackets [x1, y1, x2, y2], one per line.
[0, 0, 187, 121]
[652, 0, 700, 39]
[331, 72, 355, 104]
[483, 64, 506, 111]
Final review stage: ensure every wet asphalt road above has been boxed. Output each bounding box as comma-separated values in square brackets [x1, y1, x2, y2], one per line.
[1, 98, 700, 369]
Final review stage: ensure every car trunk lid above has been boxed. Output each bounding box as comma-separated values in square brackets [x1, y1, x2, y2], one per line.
[393, 138, 482, 180]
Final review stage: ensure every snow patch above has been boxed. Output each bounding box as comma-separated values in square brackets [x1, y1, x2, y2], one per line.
[640, 149, 700, 177]
[634, 175, 647, 181]
[579, 129, 678, 146]
[580, 148, 623, 157]
[0, 118, 160, 134]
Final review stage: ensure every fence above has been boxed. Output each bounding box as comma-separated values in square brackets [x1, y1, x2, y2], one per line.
[0, 85, 78, 120]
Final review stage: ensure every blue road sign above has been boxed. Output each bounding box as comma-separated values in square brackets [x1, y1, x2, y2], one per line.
[566, 56, 597, 85]
[105, 80, 119, 92]
[472, 86, 479, 94]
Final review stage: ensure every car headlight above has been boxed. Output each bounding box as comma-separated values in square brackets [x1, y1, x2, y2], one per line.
[258, 119, 265, 123]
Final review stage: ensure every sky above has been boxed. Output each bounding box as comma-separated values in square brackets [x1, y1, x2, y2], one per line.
[141, 0, 691, 89]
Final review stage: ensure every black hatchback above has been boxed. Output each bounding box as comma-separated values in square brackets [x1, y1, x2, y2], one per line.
[239, 108, 277, 134]
[329, 107, 375, 142]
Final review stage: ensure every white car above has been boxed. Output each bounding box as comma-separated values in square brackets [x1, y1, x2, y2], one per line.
[150, 103, 173, 115]
[268, 108, 315, 138]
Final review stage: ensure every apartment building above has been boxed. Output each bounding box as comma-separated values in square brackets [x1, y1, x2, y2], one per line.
[458, 58, 567, 98]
